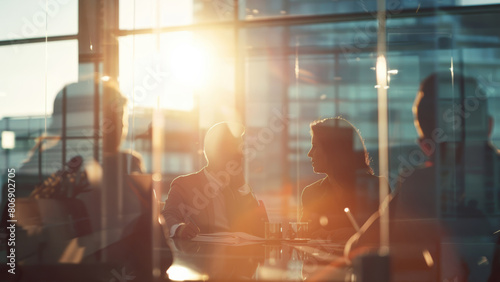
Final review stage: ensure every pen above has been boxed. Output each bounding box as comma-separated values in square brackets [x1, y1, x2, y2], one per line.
[344, 207, 360, 232]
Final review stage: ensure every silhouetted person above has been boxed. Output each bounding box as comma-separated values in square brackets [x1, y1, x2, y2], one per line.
[301, 117, 379, 242]
[0, 80, 165, 280]
[16, 81, 144, 232]
[392, 72, 498, 281]
[162, 122, 268, 239]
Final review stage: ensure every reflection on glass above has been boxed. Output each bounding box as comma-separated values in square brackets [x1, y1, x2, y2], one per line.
[2, 1, 500, 281]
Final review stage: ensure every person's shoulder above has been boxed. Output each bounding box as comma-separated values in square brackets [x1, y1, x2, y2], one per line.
[305, 178, 324, 189]
[302, 177, 326, 197]
[170, 169, 205, 189]
[127, 150, 143, 162]
[366, 174, 385, 186]
[363, 174, 391, 198]
[120, 150, 145, 172]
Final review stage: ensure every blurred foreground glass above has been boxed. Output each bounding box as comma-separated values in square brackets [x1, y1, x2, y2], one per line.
[265, 222, 282, 240]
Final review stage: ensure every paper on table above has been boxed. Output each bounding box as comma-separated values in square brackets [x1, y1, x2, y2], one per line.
[192, 232, 265, 245]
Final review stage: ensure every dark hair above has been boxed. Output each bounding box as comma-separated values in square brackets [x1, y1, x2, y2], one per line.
[414, 72, 489, 140]
[310, 117, 373, 175]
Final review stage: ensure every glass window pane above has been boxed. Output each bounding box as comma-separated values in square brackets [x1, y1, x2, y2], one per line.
[0, 40, 78, 119]
[119, 0, 233, 30]
[3, 1, 500, 281]
[119, 0, 157, 30]
[242, 0, 380, 19]
[119, 30, 234, 119]
[241, 0, 500, 20]
[0, 0, 78, 41]
[460, 0, 500, 5]
[119, 29, 235, 177]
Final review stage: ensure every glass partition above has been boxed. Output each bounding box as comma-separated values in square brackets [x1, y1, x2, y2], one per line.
[1, 1, 500, 281]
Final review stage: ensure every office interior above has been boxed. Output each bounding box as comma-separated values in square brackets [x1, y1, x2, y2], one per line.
[1, 0, 500, 281]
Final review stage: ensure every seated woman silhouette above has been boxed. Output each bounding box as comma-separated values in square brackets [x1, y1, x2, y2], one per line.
[301, 117, 379, 242]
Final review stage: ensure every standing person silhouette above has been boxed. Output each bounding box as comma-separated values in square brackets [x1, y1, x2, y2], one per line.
[301, 117, 379, 242]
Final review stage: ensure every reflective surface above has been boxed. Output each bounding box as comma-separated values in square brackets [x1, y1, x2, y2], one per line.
[166, 238, 349, 281]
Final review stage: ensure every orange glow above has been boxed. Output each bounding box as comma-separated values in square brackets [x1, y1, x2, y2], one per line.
[422, 250, 434, 267]
[319, 216, 328, 226]
[167, 265, 208, 281]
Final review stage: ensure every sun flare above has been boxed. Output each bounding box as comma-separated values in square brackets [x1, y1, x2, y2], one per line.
[167, 42, 210, 87]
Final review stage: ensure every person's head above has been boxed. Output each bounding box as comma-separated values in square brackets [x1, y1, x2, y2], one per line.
[308, 117, 373, 176]
[413, 72, 491, 156]
[50, 80, 128, 153]
[204, 122, 245, 171]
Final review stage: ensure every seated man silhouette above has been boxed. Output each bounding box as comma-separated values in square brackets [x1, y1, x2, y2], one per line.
[162, 122, 268, 239]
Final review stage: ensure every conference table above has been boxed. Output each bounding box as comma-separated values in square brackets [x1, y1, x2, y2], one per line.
[165, 237, 352, 281]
